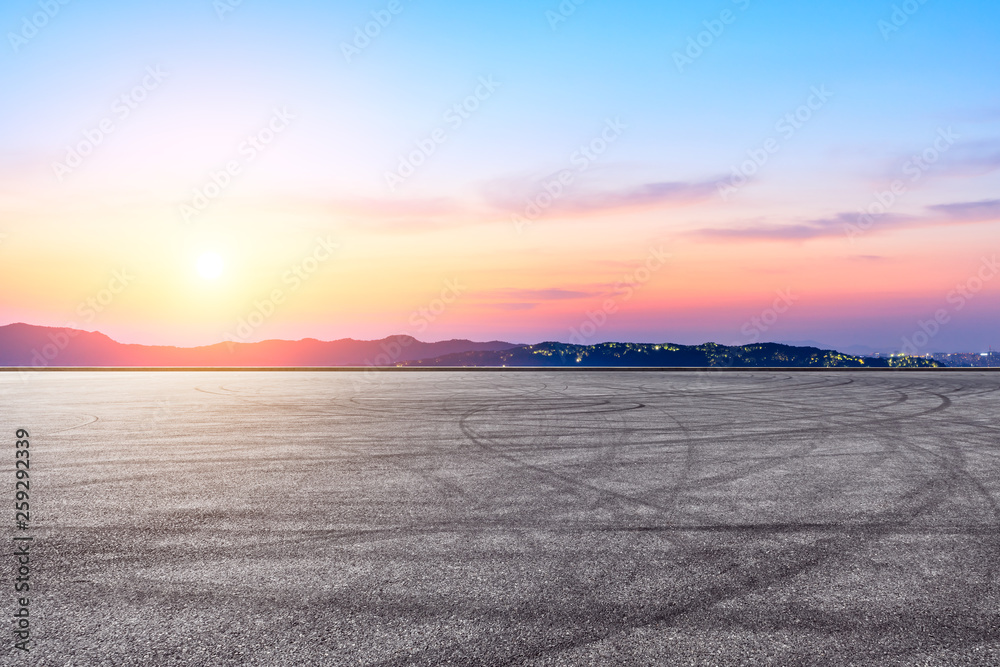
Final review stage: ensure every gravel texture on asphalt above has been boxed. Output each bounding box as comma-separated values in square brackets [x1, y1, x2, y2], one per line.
[2, 370, 999, 665]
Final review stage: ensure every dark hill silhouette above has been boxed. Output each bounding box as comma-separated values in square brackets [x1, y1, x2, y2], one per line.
[400, 341, 942, 368]
[0, 323, 519, 367]
[0, 324, 942, 368]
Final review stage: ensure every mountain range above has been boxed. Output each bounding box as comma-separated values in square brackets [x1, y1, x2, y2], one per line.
[0, 323, 944, 368]
[0, 323, 518, 367]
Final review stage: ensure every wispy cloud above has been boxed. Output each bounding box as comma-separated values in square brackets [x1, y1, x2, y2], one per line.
[493, 303, 538, 311]
[693, 199, 1000, 242]
[484, 175, 719, 219]
[475, 288, 598, 301]
[271, 176, 721, 234]
[466, 287, 598, 313]
[933, 140, 1000, 178]
[878, 138, 1000, 183]
[926, 198, 1000, 221]
[325, 195, 465, 219]
[560, 180, 719, 213]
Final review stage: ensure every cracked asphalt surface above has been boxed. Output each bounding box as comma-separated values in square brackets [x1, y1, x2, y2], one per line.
[2, 370, 1000, 665]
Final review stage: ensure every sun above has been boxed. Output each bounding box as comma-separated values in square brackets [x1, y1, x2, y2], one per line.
[197, 252, 225, 280]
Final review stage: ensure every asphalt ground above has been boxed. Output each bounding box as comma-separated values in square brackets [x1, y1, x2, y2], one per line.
[2, 370, 999, 665]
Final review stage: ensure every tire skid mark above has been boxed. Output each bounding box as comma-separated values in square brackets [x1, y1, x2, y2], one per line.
[409, 377, 981, 665]
[459, 406, 684, 545]
[46, 414, 100, 434]
[489, 451, 967, 665]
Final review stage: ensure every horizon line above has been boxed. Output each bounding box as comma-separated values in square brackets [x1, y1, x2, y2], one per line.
[2, 367, 995, 373]
[3, 322, 995, 356]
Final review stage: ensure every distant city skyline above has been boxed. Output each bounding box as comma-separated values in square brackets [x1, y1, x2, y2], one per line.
[1, 0, 998, 353]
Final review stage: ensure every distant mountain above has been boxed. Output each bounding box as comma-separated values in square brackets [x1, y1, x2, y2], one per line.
[401, 341, 943, 368]
[0, 323, 519, 367]
[0, 324, 943, 368]
[775, 339, 835, 350]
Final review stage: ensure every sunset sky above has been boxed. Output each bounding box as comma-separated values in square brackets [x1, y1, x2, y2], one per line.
[1, 0, 998, 352]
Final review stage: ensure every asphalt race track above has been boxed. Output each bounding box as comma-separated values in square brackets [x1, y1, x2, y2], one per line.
[2, 370, 1000, 665]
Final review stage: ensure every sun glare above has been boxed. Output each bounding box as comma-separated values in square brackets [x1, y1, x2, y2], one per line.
[197, 252, 224, 280]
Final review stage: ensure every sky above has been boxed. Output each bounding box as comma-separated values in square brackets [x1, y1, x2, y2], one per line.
[1, 0, 998, 353]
